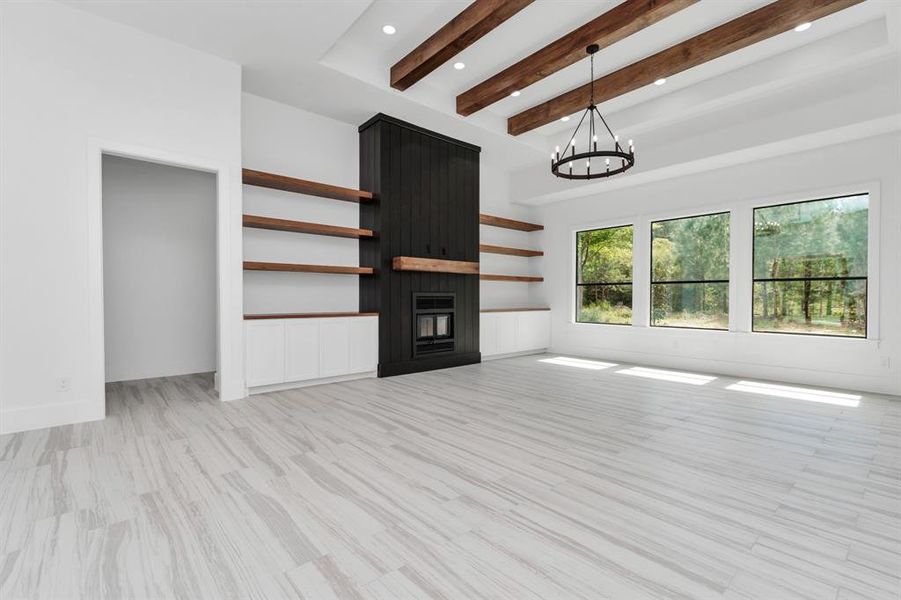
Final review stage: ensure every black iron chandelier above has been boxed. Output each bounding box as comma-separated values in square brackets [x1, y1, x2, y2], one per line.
[551, 44, 634, 180]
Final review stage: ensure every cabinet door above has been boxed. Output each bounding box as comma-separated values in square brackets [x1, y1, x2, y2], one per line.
[517, 311, 550, 351]
[319, 318, 350, 377]
[480, 313, 498, 356]
[496, 313, 518, 355]
[245, 321, 285, 387]
[285, 320, 320, 382]
[348, 317, 378, 373]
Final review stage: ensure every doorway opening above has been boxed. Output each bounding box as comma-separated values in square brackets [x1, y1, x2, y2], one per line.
[101, 155, 218, 397]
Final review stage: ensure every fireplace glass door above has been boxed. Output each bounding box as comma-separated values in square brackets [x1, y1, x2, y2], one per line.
[436, 314, 449, 337]
[417, 315, 435, 340]
[417, 314, 452, 341]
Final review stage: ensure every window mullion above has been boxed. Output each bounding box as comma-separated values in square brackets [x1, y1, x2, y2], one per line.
[633, 218, 651, 328]
[732, 205, 753, 333]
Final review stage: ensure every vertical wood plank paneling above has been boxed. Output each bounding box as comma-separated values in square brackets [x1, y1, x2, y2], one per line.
[388, 122, 402, 363]
[359, 114, 481, 376]
[470, 148, 480, 353]
[400, 125, 414, 361]
[438, 136, 449, 296]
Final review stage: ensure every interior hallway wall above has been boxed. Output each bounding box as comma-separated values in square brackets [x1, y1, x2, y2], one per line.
[102, 156, 217, 382]
[0, 1, 243, 434]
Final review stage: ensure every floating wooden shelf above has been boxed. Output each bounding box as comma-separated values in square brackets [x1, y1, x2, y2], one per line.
[479, 243, 543, 257]
[392, 256, 480, 275]
[244, 261, 374, 275]
[480, 307, 550, 313]
[243, 168, 374, 203]
[480, 274, 544, 282]
[245, 311, 378, 320]
[479, 213, 543, 232]
[243, 215, 374, 239]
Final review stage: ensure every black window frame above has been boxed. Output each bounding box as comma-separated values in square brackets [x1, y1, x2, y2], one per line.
[575, 224, 633, 326]
[649, 211, 731, 331]
[751, 193, 869, 339]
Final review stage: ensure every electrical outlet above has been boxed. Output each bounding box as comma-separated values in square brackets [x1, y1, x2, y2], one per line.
[56, 378, 70, 392]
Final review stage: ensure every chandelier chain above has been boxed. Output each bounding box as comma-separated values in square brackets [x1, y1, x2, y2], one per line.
[590, 50, 595, 107]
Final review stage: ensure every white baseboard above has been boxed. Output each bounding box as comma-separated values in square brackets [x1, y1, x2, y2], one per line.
[482, 349, 547, 361]
[218, 376, 246, 402]
[246, 371, 377, 395]
[0, 399, 104, 434]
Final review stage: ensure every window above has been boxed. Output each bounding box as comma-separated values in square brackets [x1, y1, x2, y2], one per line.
[651, 212, 730, 330]
[753, 194, 868, 338]
[576, 225, 632, 324]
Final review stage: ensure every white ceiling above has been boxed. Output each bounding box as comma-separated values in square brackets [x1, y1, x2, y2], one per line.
[67, 0, 899, 174]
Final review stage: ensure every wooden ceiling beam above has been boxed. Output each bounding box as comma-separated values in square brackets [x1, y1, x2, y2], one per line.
[507, 0, 864, 136]
[390, 0, 534, 91]
[457, 0, 697, 117]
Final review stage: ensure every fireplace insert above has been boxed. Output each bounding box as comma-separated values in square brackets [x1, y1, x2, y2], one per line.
[413, 293, 455, 357]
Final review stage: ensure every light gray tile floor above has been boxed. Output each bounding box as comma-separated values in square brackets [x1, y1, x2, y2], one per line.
[0, 354, 898, 599]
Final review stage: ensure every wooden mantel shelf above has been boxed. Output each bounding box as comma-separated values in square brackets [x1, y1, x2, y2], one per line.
[243, 215, 374, 239]
[244, 261, 374, 275]
[480, 273, 543, 282]
[392, 256, 480, 275]
[479, 243, 543, 257]
[479, 213, 543, 232]
[480, 307, 550, 313]
[245, 312, 378, 320]
[243, 168, 374, 203]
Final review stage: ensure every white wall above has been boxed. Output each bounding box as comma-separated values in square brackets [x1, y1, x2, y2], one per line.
[102, 156, 217, 382]
[242, 93, 361, 314]
[479, 166, 547, 310]
[539, 133, 901, 395]
[0, 2, 244, 433]
[243, 93, 541, 314]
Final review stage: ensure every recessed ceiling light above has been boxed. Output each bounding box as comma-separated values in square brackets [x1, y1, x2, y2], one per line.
[654, 77, 667, 86]
[453, 62, 466, 70]
[511, 90, 521, 97]
[381, 25, 396, 35]
[561, 116, 570, 122]
[794, 22, 811, 32]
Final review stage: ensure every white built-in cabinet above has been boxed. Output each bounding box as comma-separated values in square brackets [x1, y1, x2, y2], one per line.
[480, 310, 550, 358]
[245, 316, 378, 389]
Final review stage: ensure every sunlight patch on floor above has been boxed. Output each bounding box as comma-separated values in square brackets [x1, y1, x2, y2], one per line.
[538, 356, 618, 370]
[726, 380, 861, 407]
[616, 366, 717, 385]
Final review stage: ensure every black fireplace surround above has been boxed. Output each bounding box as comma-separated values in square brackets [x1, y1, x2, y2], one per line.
[359, 114, 481, 377]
